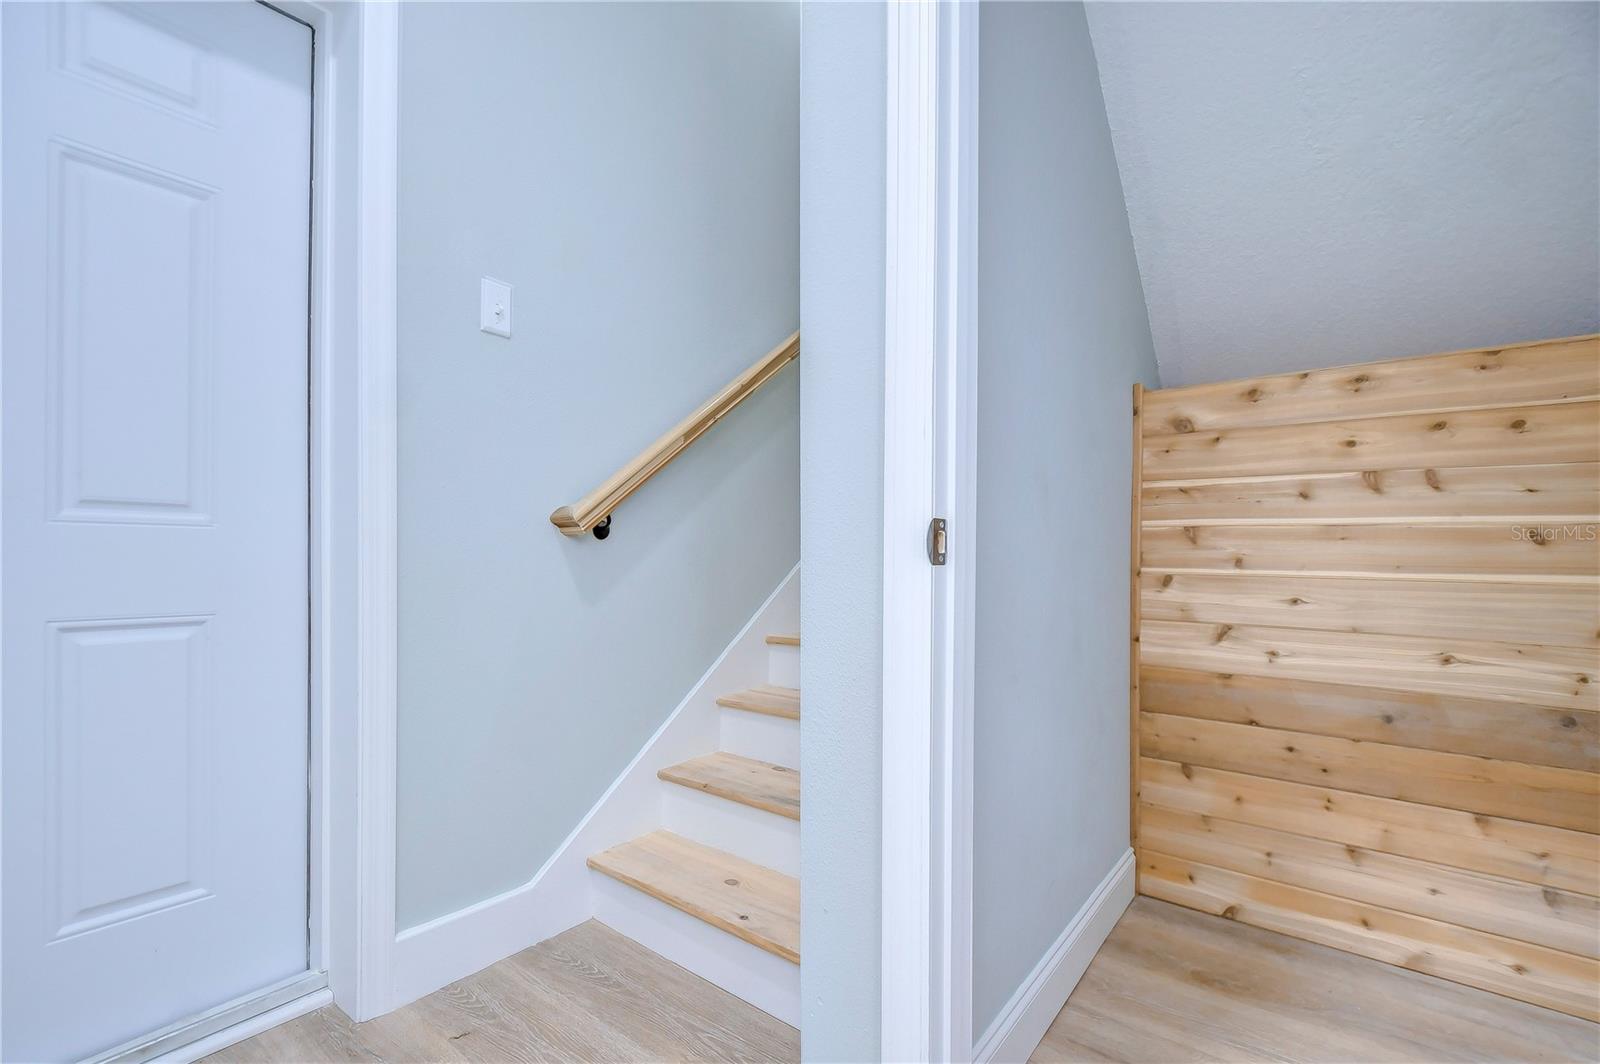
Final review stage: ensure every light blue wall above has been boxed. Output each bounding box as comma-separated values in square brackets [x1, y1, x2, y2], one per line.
[972, 0, 1159, 1037]
[396, 1, 799, 929]
[798, 3, 885, 1060]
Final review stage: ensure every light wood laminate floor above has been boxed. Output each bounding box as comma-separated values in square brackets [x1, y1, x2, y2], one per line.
[207, 920, 797, 1063]
[1034, 897, 1599, 1063]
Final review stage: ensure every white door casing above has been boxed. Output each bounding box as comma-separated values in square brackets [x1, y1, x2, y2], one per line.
[883, 1, 979, 1060]
[2, 3, 313, 1059]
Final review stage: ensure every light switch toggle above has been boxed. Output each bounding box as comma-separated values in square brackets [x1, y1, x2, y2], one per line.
[480, 277, 512, 338]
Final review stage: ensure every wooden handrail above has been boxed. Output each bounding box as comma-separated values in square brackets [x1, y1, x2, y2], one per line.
[549, 331, 800, 537]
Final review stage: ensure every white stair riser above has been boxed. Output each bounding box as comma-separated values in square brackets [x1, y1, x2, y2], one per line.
[767, 644, 800, 688]
[719, 708, 800, 766]
[660, 787, 800, 877]
[590, 873, 800, 1027]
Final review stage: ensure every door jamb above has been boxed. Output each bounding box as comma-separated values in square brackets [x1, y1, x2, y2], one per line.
[282, 0, 401, 1026]
[882, 2, 978, 1060]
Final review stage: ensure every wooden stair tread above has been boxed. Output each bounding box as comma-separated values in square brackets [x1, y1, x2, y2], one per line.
[587, 831, 799, 963]
[716, 685, 800, 720]
[765, 633, 800, 646]
[659, 753, 800, 819]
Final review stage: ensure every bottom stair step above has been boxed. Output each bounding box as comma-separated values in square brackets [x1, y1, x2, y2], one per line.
[587, 830, 799, 963]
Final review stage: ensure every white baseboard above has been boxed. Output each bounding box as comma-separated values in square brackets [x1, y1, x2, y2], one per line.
[388, 563, 800, 1012]
[972, 849, 1134, 1064]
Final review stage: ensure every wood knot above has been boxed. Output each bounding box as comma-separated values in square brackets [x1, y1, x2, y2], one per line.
[1287, 596, 1305, 605]
[1380, 713, 1395, 724]
[1360, 470, 1382, 493]
[1172, 417, 1194, 433]
[1182, 526, 1199, 544]
[1423, 468, 1442, 491]
[725, 878, 740, 887]
[1439, 653, 1458, 665]
[1220, 905, 1238, 920]
[1243, 387, 1263, 402]
[1161, 574, 1175, 588]
[1429, 421, 1448, 431]
[1212, 624, 1233, 644]
[1180, 763, 1194, 779]
[1509, 418, 1527, 431]
[1348, 373, 1371, 389]
[1341, 438, 1359, 448]
[1297, 490, 1311, 500]
[1560, 715, 1578, 729]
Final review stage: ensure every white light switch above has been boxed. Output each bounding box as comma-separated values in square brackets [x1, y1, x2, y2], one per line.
[480, 277, 512, 338]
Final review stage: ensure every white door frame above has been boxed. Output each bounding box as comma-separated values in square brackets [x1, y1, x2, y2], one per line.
[882, 2, 978, 1061]
[0, 0, 400, 1054]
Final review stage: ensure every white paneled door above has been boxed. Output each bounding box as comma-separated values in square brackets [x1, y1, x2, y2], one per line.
[2, 3, 314, 1059]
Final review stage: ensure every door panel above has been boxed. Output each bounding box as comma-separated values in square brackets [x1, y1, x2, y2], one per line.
[2, 4, 313, 1060]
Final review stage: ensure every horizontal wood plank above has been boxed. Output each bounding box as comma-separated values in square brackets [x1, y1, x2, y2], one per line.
[715, 685, 800, 720]
[1141, 666, 1598, 772]
[1140, 572, 1600, 650]
[1138, 851, 1600, 1021]
[1140, 713, 1600, 832]
[658, 753, 799, 819]
[1141, 336, 1600, 434]
[1140, 522, 1600, 578]
[1139, 804, 1599, 957]
[1143, 402, 1599, 481]
[1139, 757, 1599, 896]
[1141, 463, 1600, 524]
[1141, 619, 1598, 712]
[586, 831, 799, 963]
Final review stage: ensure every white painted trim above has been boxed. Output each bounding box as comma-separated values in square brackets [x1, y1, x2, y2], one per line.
[389, 564, 800, 1012]
[971, 850, 1136, 1064]
[933, 4, 979, 1061]
[882, 2, 940, 1059]
[349, 0, 401, 1021]
[271, 0, 400, 1024]
[884, 2, 980, 1060]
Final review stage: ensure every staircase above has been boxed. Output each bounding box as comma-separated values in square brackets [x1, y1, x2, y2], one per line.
[587, 632, 802, 1025]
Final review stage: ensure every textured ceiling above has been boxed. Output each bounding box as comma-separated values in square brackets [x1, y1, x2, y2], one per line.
[1086, 2, 1599, 387]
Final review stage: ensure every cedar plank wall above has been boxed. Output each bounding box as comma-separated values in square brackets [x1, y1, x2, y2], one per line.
[1130, 334, 1600, 1021]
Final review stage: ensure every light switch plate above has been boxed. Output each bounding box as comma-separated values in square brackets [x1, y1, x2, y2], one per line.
[480, 277, 512, 338]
